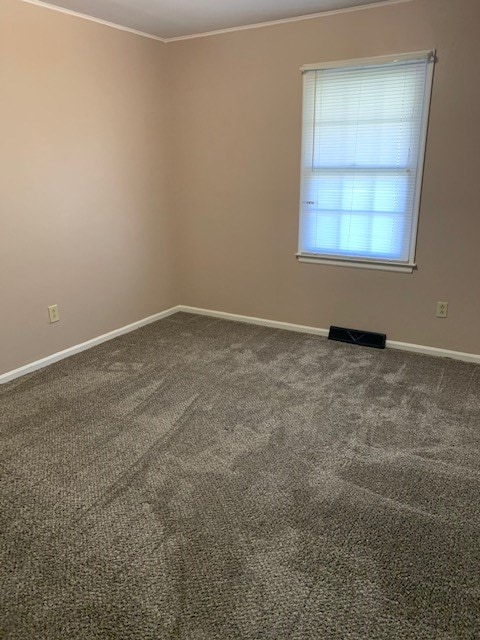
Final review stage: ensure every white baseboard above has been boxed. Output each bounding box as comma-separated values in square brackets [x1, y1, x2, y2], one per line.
[178, 305, 330, 337]
[383, 339, 480, 364]
[2, 303, 478, 384]
[0, 306, 181, 384]
[178, 305, 480, 365]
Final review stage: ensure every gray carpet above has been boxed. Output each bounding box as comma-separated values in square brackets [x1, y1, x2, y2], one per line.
[1, 312, 479, 639]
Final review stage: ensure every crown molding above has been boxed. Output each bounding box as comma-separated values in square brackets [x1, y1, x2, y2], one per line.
[19, 0, 167, 42]
[164, 0, 416, 42]
[20, 0, 416, 44]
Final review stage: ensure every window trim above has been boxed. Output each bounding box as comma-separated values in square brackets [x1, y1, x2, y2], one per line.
[296, 255, 415, 273]
[296, 50, 436, 273]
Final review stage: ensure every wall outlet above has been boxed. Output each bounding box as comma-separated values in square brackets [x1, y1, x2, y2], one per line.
[48, 304, 60, 324]
[436, 301, 448, 318]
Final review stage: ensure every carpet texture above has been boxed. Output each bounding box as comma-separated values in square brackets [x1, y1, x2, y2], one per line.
[1, 312, 479, 639]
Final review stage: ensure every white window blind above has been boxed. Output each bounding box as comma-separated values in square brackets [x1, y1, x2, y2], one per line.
[297, 51, 435, 272]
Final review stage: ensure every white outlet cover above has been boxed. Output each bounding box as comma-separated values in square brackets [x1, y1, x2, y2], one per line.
[48, 305, 60, 323]
[436, 302, 448, 318]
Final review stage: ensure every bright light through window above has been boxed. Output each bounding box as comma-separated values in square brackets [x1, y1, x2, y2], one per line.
[297, 52, 435, 272]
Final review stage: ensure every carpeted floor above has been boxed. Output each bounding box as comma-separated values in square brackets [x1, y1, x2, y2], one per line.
[1, 312, 479, 639]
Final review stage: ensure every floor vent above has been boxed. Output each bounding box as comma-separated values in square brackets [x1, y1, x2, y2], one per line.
[328, 326, 386, 349]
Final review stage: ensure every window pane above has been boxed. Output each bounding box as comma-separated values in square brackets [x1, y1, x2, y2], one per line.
[371, 215, 403, 256]
[314, 122, 414, 168]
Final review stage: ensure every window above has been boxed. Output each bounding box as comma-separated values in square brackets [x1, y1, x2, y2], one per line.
[297, 51, 435, 273]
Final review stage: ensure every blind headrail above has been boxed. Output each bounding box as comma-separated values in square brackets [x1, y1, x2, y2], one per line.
[300, 50, 435, 73]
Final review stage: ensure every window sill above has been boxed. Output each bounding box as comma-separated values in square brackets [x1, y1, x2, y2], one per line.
[296, 254, 416, 273]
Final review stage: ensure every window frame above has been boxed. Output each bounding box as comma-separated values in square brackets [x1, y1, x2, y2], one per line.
[296, 51, 436, 274]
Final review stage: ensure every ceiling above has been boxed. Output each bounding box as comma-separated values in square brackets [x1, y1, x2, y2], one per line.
[31, 0, 395, 40]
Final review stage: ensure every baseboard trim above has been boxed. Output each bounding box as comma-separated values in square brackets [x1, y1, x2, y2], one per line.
[384, 339, 480, 364]
[178, 305, 480, 365]
[2, 303, 478, 384]
[0, 306, 181, 384]
[178, 305, 330, 337]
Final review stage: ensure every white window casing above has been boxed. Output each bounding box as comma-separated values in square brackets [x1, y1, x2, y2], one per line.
[297, 51, 435, 273]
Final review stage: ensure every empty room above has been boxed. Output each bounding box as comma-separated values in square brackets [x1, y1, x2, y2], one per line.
[1, 0, 479, 638]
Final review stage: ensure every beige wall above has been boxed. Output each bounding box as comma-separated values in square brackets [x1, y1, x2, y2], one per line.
[0, 0, 175, 375]
[169, 0, 480, 355]
[1, 0, 480, 377]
